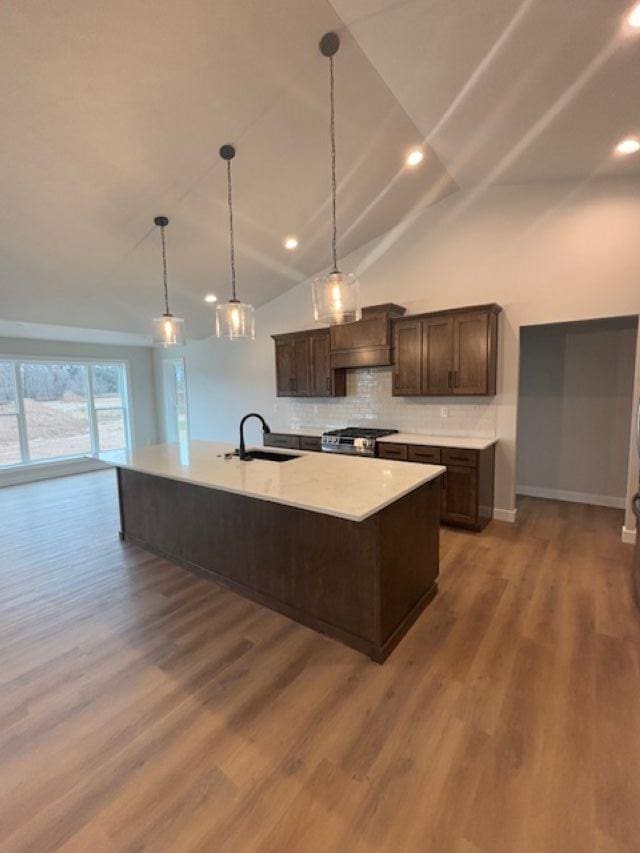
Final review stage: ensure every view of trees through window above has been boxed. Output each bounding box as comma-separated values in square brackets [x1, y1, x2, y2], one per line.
[0, 360, 129, 466]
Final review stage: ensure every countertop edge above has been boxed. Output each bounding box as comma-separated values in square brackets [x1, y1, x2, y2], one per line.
[105, 454, 446, 523]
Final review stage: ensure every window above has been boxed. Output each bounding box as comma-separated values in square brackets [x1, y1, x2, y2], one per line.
[0, 359, 131, 467]
[91, 364, 128, 452]
[0, 362, 21, 465]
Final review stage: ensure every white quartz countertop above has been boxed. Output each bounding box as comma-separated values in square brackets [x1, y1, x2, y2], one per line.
[379, 433, 498, 450]
[269, 427, 497, 450]
[99, 440, 444, 523]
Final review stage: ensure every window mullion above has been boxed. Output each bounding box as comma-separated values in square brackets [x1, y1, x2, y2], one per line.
[13, 362, 30, 464]
[87, 366, 99, 455]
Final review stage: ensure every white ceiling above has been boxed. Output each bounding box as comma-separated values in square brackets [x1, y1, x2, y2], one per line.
[0, 0, 453, 339]
[2, 0, 639, 340]
[332, 0, 640, 185]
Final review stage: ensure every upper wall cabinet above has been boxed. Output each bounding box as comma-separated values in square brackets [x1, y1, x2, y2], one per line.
[392, 304, 501, 397]
[272, 329, 346, 398]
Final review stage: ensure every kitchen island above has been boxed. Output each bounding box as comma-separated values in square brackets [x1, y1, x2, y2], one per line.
[106, 440, 444, 662]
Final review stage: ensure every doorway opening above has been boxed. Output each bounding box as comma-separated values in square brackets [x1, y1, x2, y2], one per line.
[516, 316, 638, 510]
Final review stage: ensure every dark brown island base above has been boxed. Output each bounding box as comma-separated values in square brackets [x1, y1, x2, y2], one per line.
[111, 441, 443, 663]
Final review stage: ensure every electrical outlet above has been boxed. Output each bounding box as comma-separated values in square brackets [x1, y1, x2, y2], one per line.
[440, 407, 448, 419]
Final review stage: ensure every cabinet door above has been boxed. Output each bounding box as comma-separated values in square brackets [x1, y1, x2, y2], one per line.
[292, 336, 310, 396]
[275, 340, 295, 397]
[442, 464, 478, 526]
[422, 316, 453, 395]
[393, 320, 422, 396]
[309, 332, 332, 397]
[453, 312, 489, 395]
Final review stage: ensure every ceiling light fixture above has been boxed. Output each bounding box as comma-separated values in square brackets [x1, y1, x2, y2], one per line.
[312, 32, 361, 326]
[284, 236, 299, 250]
[406, 148, 424, 167]
[204, 293, 217, 303]
[628, 2, 640, 28]
[151, 216, 185, 347]
[615, 137, 640, 155]
[215, 145, 255, 340]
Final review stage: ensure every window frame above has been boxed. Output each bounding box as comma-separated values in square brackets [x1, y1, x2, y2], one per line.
[0, 356, 133, 469]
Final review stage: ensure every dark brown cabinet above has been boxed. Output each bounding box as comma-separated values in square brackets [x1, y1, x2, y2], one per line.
[423, 316, 454, 395]
[377, 441, 496, 531]
[441, 464, 478, 526]
[393, 304, 500, 397]
[272, 330, 345, 398]
[392, 320, 422, 395]
[263, 432, 322, 452]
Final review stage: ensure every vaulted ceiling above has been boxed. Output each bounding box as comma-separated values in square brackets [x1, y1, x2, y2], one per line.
[331, 0, 640, 185]
[2, 0, 639, 339]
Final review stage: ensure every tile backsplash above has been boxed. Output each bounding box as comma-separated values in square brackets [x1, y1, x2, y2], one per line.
[272, 368, 497, 437]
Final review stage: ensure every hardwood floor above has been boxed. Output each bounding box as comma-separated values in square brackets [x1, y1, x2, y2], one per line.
[0, 470, 639, 852]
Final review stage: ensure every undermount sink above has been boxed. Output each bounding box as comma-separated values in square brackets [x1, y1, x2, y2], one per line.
[237, 449, 300, 463]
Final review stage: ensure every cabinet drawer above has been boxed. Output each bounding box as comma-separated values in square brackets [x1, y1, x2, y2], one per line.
[377, 443, 408, 461]
[442, 447, 478, 467]
[300, 436, 322, 452]
[408, 445, 441, 464]
[264, 434, 301, 450]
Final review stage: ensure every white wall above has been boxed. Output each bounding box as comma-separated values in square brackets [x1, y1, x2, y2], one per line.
[178, 177, 640, 531]
[0, 337, 159, 448]
[516, 317, 638, 507]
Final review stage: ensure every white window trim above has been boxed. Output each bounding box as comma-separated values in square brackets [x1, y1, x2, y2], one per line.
[0, 356, 133, 470]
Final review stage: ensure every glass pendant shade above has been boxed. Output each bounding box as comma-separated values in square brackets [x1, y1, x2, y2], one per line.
[312, 270, 361, 325]
[216, 300, 255, 340]
[152, 313, 185, 347]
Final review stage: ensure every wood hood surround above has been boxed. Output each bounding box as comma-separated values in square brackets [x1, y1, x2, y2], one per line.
[329, 304, 407, 369]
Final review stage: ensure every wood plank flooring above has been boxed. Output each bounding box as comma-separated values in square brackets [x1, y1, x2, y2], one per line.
[0, 470, 639, 852]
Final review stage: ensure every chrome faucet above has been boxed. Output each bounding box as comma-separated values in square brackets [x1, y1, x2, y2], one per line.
[238, 413, 271, 460]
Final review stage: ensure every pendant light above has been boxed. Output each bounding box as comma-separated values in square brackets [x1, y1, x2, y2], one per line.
[216, 144, 255, 340]
[151, 216, 185, 347]
[312, 32, 361, 326]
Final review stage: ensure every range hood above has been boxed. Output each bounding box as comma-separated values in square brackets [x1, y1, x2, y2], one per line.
[329, 303, 406, 369]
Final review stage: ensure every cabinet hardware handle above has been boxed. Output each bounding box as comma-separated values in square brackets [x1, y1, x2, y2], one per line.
[448, 370, 453, 388]
[454, 370, 458, 387]
[326, 377, 330, 391]
[449, 455, 469, 462]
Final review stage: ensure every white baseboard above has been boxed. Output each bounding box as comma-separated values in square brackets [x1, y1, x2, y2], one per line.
[622, 525, 637, 545]
[494, 507, 518, 523]
[0, 457, 110, 488]
[516, 485, 626, 510]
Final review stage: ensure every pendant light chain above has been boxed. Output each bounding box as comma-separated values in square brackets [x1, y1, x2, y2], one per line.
[226, 160, 237, 302]
[160, 223, 170, 315]
[329, 54, 339, 273]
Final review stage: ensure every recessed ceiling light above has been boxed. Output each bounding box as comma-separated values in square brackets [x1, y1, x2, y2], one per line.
[615, 137, 640, 156]
[284, 236, 299, 251]
[406, 148, 424, 167]
[204, 293, 217, 303]
[628, 3, 640, 28]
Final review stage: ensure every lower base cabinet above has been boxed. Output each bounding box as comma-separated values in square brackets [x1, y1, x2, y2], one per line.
[378, 442, 496, 532]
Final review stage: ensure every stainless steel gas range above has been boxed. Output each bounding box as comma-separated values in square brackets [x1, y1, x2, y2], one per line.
[321, 427, 398, 457]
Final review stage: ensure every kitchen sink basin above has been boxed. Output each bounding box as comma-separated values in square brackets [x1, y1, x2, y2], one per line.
[238, 450, 300, 462]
